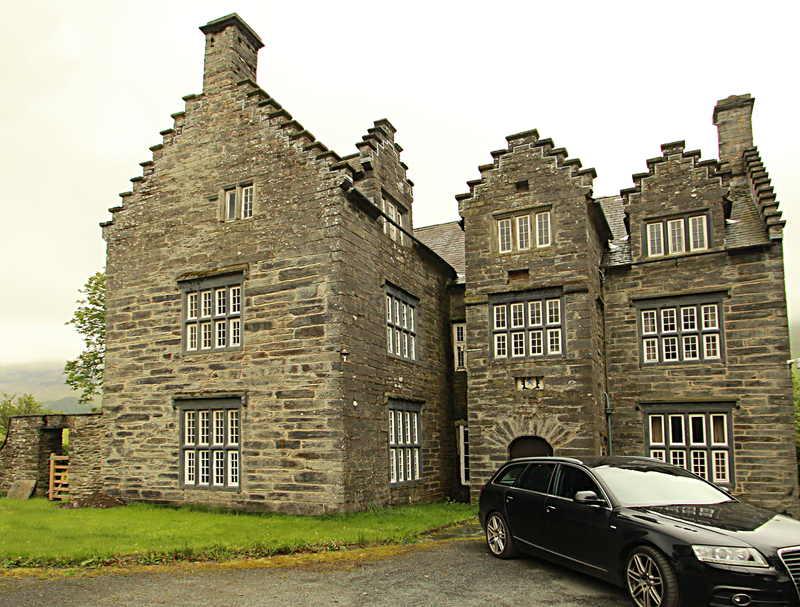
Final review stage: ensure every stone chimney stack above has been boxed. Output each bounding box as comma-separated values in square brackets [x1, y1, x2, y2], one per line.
[199, 14, 264, 95]
[713, 94, 755, 183]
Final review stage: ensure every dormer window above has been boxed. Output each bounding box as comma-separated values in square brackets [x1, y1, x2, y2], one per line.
[497, 210, 551, 253]
[646, 214, 708, 257]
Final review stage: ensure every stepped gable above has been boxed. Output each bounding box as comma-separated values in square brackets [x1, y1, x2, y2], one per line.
[414, 221, 466, 276]
[337, 119, 412, 188]
[743, 147, 784, 240]
[101, 15, 357, 231]
[619, 140, 726, 208]
[456, 128, 597, 206]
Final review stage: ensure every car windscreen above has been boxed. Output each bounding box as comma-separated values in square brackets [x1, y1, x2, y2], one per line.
[592, 464, 733, 507]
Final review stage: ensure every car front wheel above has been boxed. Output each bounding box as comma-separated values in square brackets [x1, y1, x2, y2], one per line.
[625, 546, 680, 607]
[485, 512, 517, 559]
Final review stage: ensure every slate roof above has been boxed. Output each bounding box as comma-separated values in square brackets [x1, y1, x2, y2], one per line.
[599, 196, 632, 267]
[415, 220, 466, 276]
[725, 185, 771, 249]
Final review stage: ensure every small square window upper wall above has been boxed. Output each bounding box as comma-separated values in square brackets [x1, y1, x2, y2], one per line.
[221, 184, 255, 222]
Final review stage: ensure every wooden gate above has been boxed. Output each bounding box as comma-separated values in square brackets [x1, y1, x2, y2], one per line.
[48, 453, 69, 501]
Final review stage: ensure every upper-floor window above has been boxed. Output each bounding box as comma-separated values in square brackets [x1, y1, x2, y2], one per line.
[222, 184, 255, 221]
[645, 214, 708, 257]
[383, 199, 408, 245]
[636, 293, 724, 365]
[386, 283, 418, 362]
[181, 273, 244, 353]
[453, 323, 466, 370]
[498, 210, 551, 253]
[491, 289, 564, 360]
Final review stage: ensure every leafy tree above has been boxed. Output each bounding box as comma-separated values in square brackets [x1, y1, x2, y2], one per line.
[64, 271, 105, 404]
[0, 394, 50, 441]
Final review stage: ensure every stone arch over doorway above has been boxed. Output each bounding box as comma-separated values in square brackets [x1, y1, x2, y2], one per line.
[508, 435, 553, 458]
[483, 415, 575, 457]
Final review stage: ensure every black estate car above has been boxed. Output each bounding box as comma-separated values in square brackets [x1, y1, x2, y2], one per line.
[478, 456, 800, 607]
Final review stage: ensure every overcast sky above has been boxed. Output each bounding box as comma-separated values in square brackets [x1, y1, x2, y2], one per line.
[1, 0, 798, 367]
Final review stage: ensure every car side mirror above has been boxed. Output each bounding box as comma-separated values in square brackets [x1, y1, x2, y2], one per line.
[574, 490, 606, 506]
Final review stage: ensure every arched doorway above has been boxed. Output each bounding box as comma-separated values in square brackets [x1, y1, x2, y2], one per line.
[508, 435, 553, 459]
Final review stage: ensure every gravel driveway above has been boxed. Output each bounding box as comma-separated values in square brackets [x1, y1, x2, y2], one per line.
[0, 525, 631, 607]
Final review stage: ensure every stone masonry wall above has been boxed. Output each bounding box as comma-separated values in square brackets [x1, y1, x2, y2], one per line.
[605, 141, 798, 514]
[100, 16, 458, 514]
[0, 413, 102, 500]
[459, 130, 608, 501]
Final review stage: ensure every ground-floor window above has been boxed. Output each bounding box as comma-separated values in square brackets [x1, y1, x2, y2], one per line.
[389, 399, 422, 484]
[179, 398, 241, 490]
[643, 405, 733, 485]
[457, 424, 470, 485]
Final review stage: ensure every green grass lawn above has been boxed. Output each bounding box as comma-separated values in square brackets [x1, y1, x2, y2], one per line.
[0, 499, 476, 568]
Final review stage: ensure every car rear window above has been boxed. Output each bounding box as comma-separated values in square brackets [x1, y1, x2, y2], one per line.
[494, 463, 528, 486]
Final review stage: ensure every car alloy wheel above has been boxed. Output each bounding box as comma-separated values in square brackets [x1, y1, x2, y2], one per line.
[485, 513, 517, 559]
[625, 546, 679, 607]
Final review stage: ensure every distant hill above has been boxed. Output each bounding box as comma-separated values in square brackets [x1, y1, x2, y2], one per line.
[0, 362, 97, 412]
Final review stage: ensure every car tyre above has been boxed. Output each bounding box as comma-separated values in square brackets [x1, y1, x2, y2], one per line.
[625, 545, 680, 607]
[485, 512, 518, 559]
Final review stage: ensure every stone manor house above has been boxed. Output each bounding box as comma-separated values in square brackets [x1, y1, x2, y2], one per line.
[2, 14, 795, 514]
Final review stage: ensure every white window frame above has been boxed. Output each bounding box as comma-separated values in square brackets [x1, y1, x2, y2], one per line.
[180, 399, 241, 490]
[492, 291, 564, 360]
[516, 215, 531, 250]
[497, 210, 552, 253]
[385, 284, 418, 362]
[457, 425, 470, 486]
[667, 219, 685, 254]
[689, 215, 708, 251]
[389, 400, 422, 485]
[222, 183, 255, 222]
[646, 223, 664, 257]
[241, 185, 254, 219]
[645, 408, 733, 485]
[535, 211, 551, 247]
[646, 214, 710, 257]
[498, 218, 512, 253]
[453, 323, 466, 370]
[181, 274, 244, 354]
[637, 296, 724, 365]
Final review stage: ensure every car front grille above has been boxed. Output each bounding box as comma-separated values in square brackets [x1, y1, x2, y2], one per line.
[777, 546, 800, 600]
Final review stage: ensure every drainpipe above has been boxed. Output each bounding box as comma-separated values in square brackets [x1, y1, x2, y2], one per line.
[600, 268, 613, 456]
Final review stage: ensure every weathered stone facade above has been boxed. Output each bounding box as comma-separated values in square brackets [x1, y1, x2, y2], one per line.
[455, 94, 798, 514]
[98, 14, 796, 514]
[100, 15, 456, 514]
[0, 413, 103, 499]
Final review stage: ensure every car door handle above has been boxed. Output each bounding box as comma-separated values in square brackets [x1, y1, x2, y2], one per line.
[546, 505, 556, 513]
[506, 495, 514, 502]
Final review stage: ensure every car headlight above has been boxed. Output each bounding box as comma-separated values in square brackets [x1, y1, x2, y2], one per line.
[692, 545, 769, 567]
